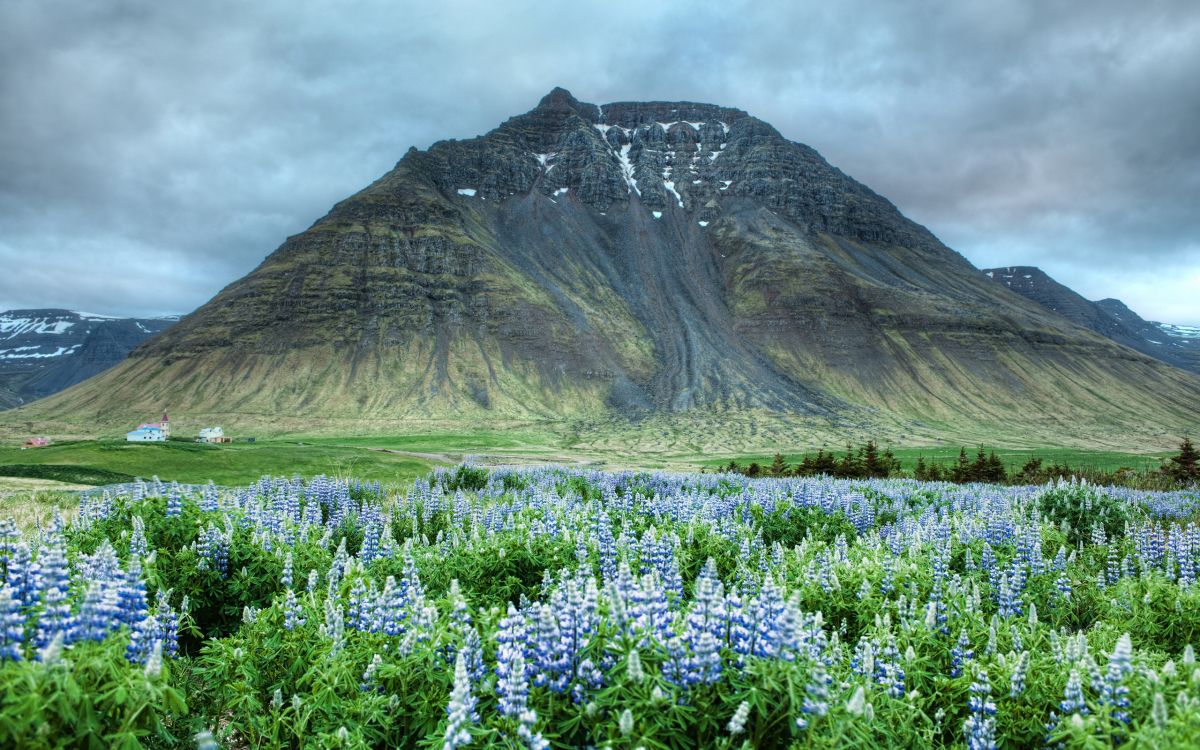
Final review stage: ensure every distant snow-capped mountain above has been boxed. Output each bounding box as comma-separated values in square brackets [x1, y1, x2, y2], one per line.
[0, 309, 177, 409]
[983, 267, 1200, 374]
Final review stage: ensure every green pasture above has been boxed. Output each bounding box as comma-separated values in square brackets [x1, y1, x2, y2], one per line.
[0, 438, 437, 487]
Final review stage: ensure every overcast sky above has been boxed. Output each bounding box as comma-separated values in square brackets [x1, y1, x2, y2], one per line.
[2, 0, 1197, 324]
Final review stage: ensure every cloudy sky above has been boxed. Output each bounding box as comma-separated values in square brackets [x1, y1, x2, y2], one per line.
[2, 0, 1198, 324]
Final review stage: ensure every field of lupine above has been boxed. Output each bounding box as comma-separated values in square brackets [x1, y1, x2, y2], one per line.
[3, 466, 1200, 748]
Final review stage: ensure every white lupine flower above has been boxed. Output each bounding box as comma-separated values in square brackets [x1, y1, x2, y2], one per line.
[144, 640, 163, 679]
[626, 650, 644, 684]
[727, 701, 751, 735]
[1152, 692, 1169, 728]
[619, 709, 634, 737]
[846, 686, 867, 716]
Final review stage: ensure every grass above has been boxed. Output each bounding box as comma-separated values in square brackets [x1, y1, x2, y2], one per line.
[0, 488, 78, 531]
[0, 439, 437, 487]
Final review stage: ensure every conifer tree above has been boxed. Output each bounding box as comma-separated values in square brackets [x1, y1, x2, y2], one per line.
[1168, 436, 1199, 483]
[971, 447, 989, 483]
[951, 448, 970, 483]
[860, 440, 878, 477]
[914, 456, 928, 481]
[769, 452, 788, 477]
[985, 451, 1007, 483]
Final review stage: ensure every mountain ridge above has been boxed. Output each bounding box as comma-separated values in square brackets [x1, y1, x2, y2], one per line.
[982, 266, 1200, 374]
[0, 309, 176, 409]
[6, 88, 1198, 450]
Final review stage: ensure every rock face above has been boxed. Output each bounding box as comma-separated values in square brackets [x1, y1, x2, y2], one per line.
[10, 88, 1200, 448]
[0, 310, 176, 408]
[983, 267, 1200, 374]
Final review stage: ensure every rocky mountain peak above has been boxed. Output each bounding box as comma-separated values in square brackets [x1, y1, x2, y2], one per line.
[17, 91, 1199, 447]
[534, 86, 596, 119]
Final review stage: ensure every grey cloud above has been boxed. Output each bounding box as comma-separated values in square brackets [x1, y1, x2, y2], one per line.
[1, 0, 1197, 323]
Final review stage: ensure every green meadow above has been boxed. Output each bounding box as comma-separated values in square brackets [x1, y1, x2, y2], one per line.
[0, 431, 1176, 489]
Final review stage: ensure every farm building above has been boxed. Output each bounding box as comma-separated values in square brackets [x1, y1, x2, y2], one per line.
[197, 427, 230, 444]
[22, 437, 50, 449]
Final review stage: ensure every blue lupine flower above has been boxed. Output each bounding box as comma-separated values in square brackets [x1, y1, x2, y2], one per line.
[964, 667, 997, 750]
[0, 585, 23, 660]
[129, 516, 148, 559]
[1060, 669, 1088, 716]
[281, 552, 294, 589]
[4, 541, 36, 608]
[1101, 634, 1133, 724]
[796, 658, 831, 729]
[951, 629, 974, 678]
[361, 653, 383, 692]
[72, 581, 121, 644]
[283, 589, 305, 630]
[495, 604, 530, 718]
[34, 537, 73, 650]
[1010, 651, 1029, 697]
[443, 650, 478, 750]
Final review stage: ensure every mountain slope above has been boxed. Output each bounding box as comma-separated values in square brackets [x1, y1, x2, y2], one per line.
[7, 89, 1199, 450]
[0, 310, 176, 409]
[983, 267, 1200, 374]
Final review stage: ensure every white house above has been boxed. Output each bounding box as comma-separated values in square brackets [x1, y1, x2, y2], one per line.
[197, 427, 225, 443]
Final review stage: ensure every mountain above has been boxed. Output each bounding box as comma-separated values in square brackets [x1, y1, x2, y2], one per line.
[0, 310, 176, 409]
[7, 88, 1199, 450]
[983, 267, 1200, 374]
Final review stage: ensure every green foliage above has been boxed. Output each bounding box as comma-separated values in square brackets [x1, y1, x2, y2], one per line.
[441, 464, 490, 493]
[1036, 482, 1139, 546]
[751, 503, 859, 549]
[0, 639, 187, 749]
[412, 532, 576, 604]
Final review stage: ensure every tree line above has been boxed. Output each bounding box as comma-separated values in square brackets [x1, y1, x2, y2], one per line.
[715, 437, 1200, 488]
